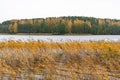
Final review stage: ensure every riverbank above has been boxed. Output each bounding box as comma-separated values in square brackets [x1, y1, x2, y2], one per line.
[0, 33, 92, 35]
[0, 40, 119, 79]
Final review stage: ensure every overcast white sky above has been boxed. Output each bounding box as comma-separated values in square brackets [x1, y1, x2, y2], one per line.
[0, 0, 120, 23]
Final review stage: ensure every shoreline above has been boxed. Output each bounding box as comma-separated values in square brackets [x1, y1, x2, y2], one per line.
[0, 33, 93, 35]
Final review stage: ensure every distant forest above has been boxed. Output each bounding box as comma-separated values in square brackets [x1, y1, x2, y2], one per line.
[1, 16, 120, 35]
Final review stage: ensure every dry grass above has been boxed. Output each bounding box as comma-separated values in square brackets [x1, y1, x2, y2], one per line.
[0, 40, 120, 79]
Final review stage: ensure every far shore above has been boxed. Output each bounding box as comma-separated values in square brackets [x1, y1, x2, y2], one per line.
[0, 33, 92, 35]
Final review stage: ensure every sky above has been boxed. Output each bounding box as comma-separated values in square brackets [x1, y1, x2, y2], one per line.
[0, 0, 120, 23]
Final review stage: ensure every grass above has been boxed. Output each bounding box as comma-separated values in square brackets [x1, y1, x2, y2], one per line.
[0, 40, 120, 79]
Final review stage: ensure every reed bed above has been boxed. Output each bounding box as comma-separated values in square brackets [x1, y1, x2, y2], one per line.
[0, 40, 120, 79]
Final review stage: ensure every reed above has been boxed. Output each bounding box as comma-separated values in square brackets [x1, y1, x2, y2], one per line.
[0, 40, 119, 79]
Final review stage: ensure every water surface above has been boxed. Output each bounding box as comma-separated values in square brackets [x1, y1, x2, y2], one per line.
[0, 35, 120, 42]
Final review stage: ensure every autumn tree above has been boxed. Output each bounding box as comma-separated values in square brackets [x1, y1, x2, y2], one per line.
[1, 16, 120, 35]
[28, 19, 33, 24]
[67, 20, 72, 33]
[13, 22, 18, 33]
[19, 20, 26, 24]
[86, 21, 91, 27]
[8, 24, 14, 33]
[98, 19, 103, 25]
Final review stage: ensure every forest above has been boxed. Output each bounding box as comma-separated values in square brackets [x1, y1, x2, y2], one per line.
[1, 16, 120, 35]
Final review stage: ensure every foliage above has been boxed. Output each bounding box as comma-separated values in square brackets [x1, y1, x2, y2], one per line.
[1, 16, 120, 34]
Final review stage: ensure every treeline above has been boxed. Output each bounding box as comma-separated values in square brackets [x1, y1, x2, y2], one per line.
[1, 16, 120, 35]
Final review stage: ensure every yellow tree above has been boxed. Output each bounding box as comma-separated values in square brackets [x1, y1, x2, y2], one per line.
[86, 21, 91, 27]
[45, 18, 51, 26]
[13, 22, 18, 33]
[19, 20, 26, 24]
[8, 24, 13, 33]
[11, 19, 18, 23]
[33, 19, 38, 24]
[51, 18, 56, 25]
[28, 19, 33, 24]
[74, 19, 84, 25]
[37, 19, 43, 24]
[111, 21, 120, 26]
[98, 19, 103, 25]
[67, 20, 72, 33]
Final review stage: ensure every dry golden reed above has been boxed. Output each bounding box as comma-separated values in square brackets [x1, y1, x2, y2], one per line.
[0, 40, 119, 79]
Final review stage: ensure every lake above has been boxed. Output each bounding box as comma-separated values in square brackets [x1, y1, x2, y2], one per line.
[0, 35, 120, 42]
